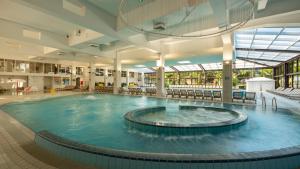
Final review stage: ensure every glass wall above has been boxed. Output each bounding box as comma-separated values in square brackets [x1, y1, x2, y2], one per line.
[274, 56, 300, 88]
[233, 68, 273, 89]
[145, 68, 273, 89]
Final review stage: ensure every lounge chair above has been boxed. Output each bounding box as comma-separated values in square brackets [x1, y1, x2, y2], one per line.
[187, 90, 195, 99]
[136, 88, 143, 95]
[204, 90, 212, 100]
[232, 91, 243, 102]
[244, 92, 256, 103]
[180, 89, 187, 98]
[166, 89, 173, 98]
[212, 91, 222, 101]
[145, 88, 151, 95]
[150, 88, 156, 96]
[173, 89, 180, 98]
[195, 90, 204, 99]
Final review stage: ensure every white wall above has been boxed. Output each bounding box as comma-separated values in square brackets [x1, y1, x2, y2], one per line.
[246, 81, 275, 92]
[28, 76, 44, 91]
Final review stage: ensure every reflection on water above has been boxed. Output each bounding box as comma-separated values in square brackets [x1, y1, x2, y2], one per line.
[137, 108, 236, 125]
[2, 94, 300, 154]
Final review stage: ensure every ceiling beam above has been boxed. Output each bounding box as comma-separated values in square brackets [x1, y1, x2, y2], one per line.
[170, 66, 179, 72]
[0, 18, 107, 58]
[198, 64, 205, 71]
[237, 57, 271, 67]
[257, 0, 268, 10]
[236, 48, 300, 54]
[236, 57, 282, 62]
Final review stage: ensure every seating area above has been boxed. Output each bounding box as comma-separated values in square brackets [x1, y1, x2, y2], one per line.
[55, 85, 75, 91]
[267, 87, 300, 100]
[128, 88, 143, 95]
[145, 88, 156, 96]
[164, 88, 257, 103]
[95, 86, 113, 93]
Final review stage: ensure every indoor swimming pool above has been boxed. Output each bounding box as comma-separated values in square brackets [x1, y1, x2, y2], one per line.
[2, 94, 300, 169]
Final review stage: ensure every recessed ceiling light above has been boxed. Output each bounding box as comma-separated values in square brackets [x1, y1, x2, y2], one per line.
[88, 43, 99, 47]
[177, 60, 191, 64]
[57, 51, 65, 55]
[94, 56, 99, 58]
[23, 29, 41, 40]
[135, 65, 146, 68]
[28, 55, 37, 59]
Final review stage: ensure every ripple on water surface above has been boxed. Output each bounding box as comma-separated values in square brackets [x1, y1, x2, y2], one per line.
[2, 94, 300, 154]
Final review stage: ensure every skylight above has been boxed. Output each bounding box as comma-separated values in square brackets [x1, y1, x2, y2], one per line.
[201, 63, 223, 70]
[235, 27, 300, 63]
[173, 64, 202, 71]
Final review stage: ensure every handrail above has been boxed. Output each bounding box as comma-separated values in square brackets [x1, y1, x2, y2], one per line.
[262, 96, 266, 110]
[272, 97, 278, 111]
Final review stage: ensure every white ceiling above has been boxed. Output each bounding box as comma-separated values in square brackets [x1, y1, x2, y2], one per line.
[0, 0, 299, 68]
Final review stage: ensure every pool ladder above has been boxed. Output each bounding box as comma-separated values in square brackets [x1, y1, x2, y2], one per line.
[262, 95, 266, 110]
[261, 95, 277, 111]
[272, 97, 277, 111]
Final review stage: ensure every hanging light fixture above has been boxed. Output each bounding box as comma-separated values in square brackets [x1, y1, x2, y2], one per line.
[118, 0, 255, 38]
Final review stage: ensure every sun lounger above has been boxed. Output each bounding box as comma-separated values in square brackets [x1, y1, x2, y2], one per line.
[232, 91, 243, 102]
[244, 92, 256, 103]
[195, 90, 204, 99]
[166, 89, 173, 98]
[187, 90, 195, 99]
[204, 90, 212, 100]
[180, 89, 187, 98]
[212, 91, 222, 101]
[173, 89, 180, 98]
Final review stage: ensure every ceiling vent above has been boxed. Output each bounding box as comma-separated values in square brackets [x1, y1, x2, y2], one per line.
[88, 43, 99, 48]
[63, 0, 86, 16]
[22, 29, 41, 40]
[153, 22, 166, 31]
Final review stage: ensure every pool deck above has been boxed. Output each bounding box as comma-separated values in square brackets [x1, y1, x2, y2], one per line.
[0, 92, 97, 169]
[0, 91, 299, 169]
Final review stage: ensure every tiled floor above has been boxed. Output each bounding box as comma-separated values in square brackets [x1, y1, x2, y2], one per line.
[0, 92, 97, 169]
[0, 91, 299, 169]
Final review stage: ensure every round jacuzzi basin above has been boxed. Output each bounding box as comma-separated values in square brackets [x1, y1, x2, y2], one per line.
[136, 106, 238, 125]
[124, 106, 247, 135]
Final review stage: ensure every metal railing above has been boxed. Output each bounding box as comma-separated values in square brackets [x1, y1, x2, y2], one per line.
[262, 95, 266, 110]
[272, 97, 278, 111]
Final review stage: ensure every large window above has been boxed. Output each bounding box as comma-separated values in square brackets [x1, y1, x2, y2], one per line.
[95, 68, 104, 76]
[44, 63, 52, 74]
[0, 59, 4, 72]
[15, 61, 29, 73]
[76, 67, 84, 75]
[129, 72, 135, 78]
[108, 70, 113, 77]
[121, 71, 127, 77]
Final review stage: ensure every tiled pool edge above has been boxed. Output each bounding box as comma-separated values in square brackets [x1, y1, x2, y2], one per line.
[35, 130, 300, 169]
[123, 106, 248, 135]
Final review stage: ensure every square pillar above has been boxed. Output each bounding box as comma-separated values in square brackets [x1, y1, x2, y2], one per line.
[156, 53, 165, 97]
[104, 68, 108, 86]
[113, 51, 121, 94]
[222, 34, 233, 102]
[222, 60, 232, 102]
[88, 62, 95, 92]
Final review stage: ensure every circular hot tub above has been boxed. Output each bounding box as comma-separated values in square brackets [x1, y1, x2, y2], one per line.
[124, 105, 248, 135]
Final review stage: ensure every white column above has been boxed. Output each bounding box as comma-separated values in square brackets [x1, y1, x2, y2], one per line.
[141, 72, 145, 87]
[113, 51, 121, 94]
[222, 34, 233, 102]
[71, 65, 77, 86]
[126, 71, 129, 87]
[156, 53, 165, 97]
[88, 62, 95, 92]
[104, 68, 108, 86]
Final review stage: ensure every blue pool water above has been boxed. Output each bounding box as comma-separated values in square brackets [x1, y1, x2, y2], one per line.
[2, 94, 300, 154]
